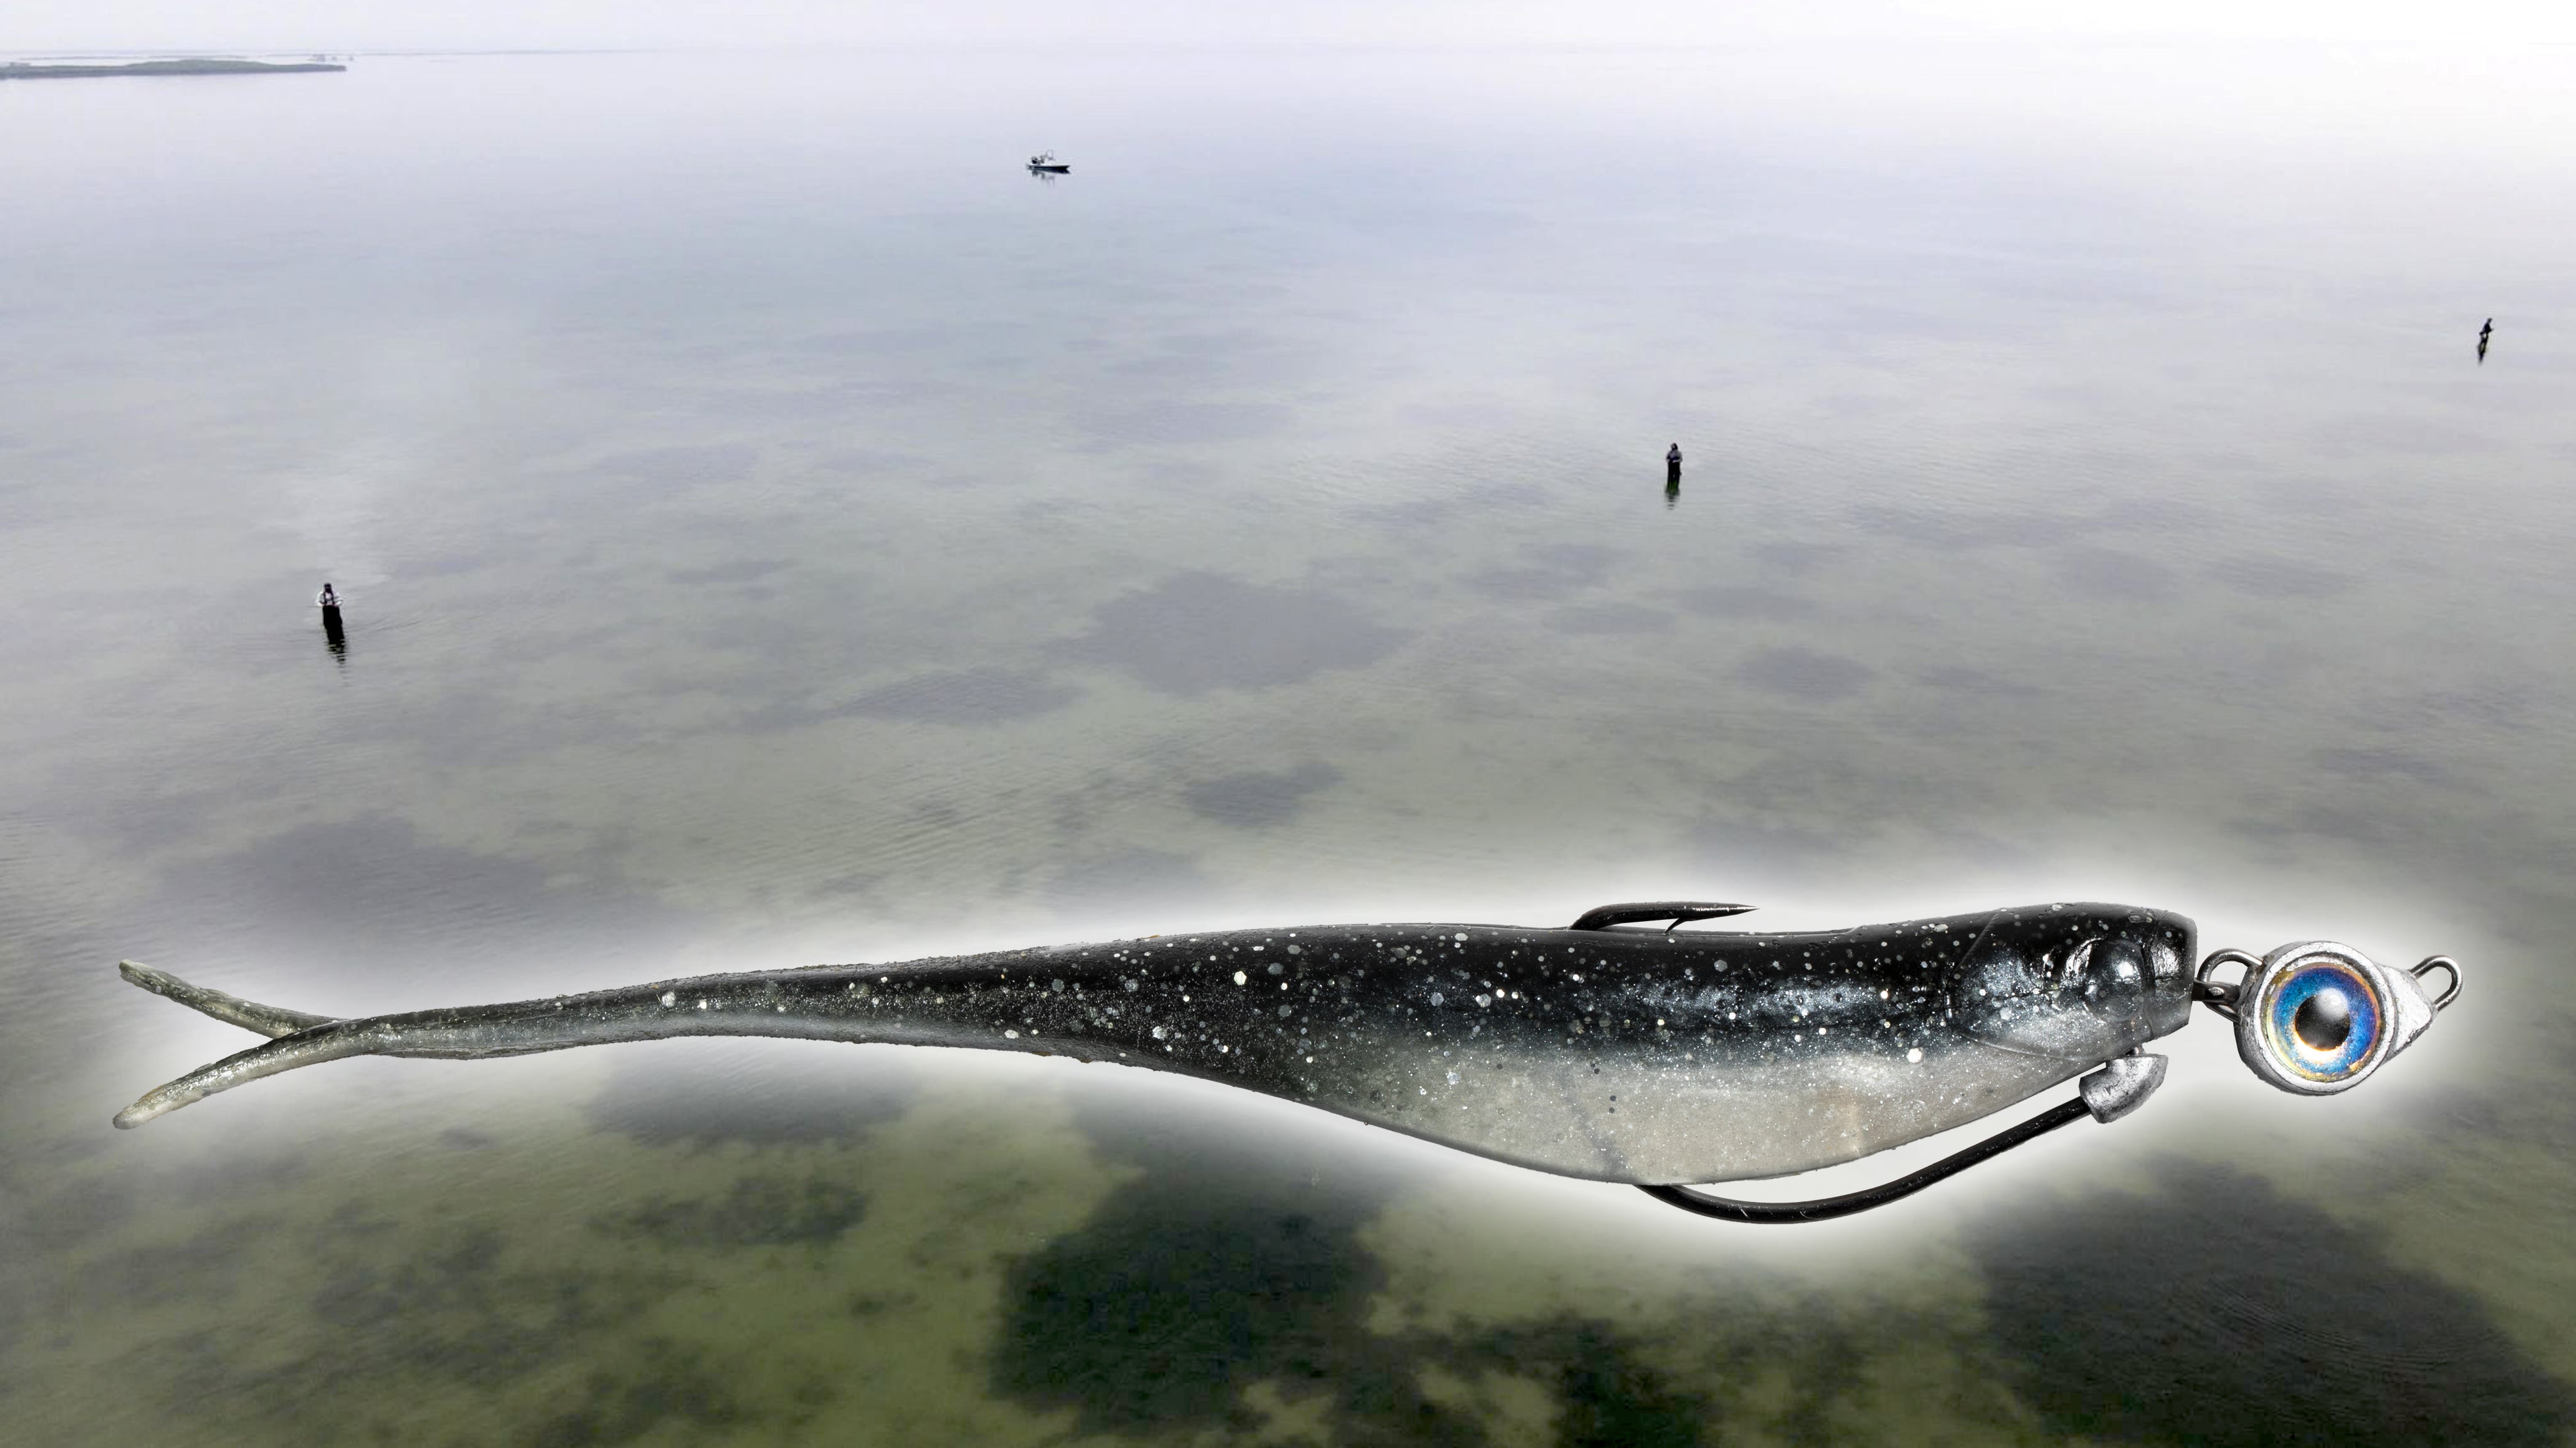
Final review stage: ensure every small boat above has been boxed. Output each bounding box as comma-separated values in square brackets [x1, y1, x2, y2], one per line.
[1027, 150, 1070, 173]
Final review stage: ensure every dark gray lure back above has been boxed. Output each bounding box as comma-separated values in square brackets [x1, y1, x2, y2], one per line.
[115, 902, 2193, 1185]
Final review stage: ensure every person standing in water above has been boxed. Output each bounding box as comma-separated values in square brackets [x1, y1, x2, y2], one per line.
[1666, 443, 1682, 488]
[317, 582, 345, 656]
[2478, 318, 2494, 363]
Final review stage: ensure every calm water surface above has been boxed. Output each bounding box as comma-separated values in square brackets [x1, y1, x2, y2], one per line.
[5, 44, 2576, 1445]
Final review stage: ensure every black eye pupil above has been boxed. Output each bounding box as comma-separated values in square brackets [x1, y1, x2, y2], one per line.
[2294, 988, 2353, 1051]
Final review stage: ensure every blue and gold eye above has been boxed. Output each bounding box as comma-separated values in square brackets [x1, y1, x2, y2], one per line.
[2261, 961, 2381, 1081]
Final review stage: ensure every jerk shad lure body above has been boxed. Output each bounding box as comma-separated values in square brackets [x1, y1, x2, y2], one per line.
[113, 901, 2460, 1222]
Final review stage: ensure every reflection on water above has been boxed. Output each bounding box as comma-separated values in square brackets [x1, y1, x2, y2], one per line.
[5, 40, 2576, 1446]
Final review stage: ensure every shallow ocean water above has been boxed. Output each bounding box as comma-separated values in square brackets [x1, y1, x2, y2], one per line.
[5, 42, 2576, 1445]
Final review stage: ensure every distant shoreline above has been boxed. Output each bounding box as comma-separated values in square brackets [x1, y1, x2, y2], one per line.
[0, 59, 348, 80]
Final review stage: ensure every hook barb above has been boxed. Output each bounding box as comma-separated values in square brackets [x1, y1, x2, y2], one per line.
[1570, 901, 1756, 932]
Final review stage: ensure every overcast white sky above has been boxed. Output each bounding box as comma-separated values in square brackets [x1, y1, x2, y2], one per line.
[11, 1, 2576, 52]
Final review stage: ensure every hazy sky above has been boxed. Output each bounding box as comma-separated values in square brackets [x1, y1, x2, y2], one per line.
[12, 1, 2575, 52]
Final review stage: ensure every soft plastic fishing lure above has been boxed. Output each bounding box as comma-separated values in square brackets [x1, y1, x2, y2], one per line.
[113, 901, 2459, 1221]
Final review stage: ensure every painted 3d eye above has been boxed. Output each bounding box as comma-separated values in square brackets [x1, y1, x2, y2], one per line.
[2261, 959, 2381, 1081]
